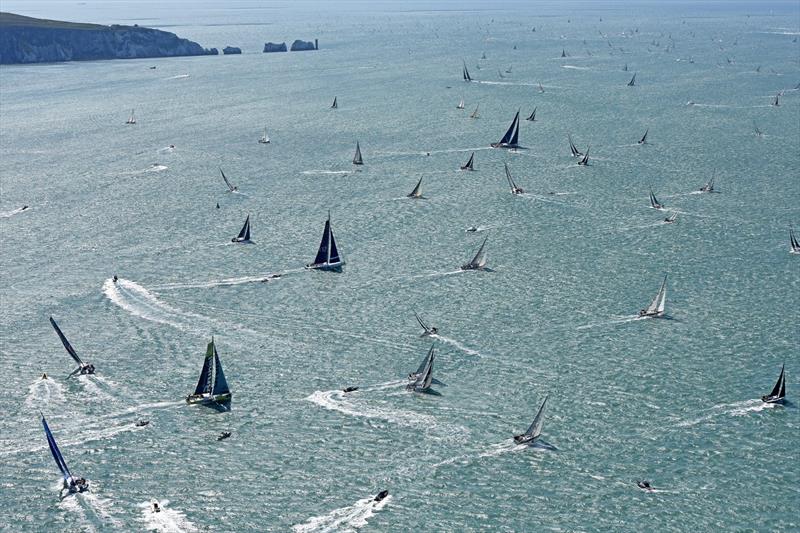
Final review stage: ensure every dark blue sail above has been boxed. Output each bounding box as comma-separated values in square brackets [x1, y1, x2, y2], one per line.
[313, 218, 332, 265]
[509, 114, 520, 146]
[236, 215, 250, 240]
[328, 227, 341, 263]
[211, 345, 230, 396]
[42, 415, 72, 482]
[49, 317, 83, 365]
[194, 341, 214, 395]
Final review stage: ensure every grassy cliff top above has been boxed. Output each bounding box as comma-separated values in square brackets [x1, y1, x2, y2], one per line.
[0, 12, 136, 31]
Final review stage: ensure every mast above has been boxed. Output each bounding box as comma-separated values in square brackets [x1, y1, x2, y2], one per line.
[49, 317, 83, 365]
[470, 105, 479, 118]
[638, 128, 648, 144]
[42, 415, 73, 484]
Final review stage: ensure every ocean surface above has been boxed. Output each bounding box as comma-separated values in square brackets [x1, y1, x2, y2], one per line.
[1, 1, 799, 531]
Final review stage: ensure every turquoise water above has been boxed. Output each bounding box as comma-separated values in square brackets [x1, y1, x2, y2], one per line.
[1, 1, 799, 531]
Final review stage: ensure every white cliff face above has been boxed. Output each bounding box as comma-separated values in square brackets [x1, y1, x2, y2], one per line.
[0, 18, 217, 64]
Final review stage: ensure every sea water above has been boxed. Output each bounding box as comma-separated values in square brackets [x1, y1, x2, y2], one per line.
[1, 1, 798, 531]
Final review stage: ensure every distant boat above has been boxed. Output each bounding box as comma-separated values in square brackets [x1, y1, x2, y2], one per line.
[306, 211, 345, 272]
[498, 69, 504, 79]
[526, 107, 537, 122]
[699, 175, 715, 193]
[42, 415, 88, 494]
[504, 163, 525, 194]
[231, 214, 252, 243]
[414, 312, 438, 337]
[771, 93, 780, 107]
[469, 105, 480, 119]
[186, 337, 232, 406]
[754, 124, 764, 137]
[126, 109, 136, 124]
[460, 152, 475, 171]
[462, 61, 472, 82]
[561, 49, 567, 58]
[331, 96, 338, 109]
[461, 236, 488, 271]
[505, 66, 513, 73]
[664, 213, 678, 224]
[408, 345, 434, 381]
[627, 73, 637, 86]
[638, 128, 649, 144]
[49, 316, 95, 376]
[649, 188, 664, 209]
[352, 141, 363, 165]
[407, 345, 436, 393]
[258, 126, 270, 144]
[790, 227, 800, 254]
[407, 177, 424, 199]
[491, 110, 521, 149]
[577, 146, 590, 166]
[220, 168, 238, 193]
[638, 275, 667, 318]
[538, 82, 545, 93]
[761, 363, 786, 404]
[623, 63, 628, 71]
[481, 52, 487, 60]
[456, 98, 465, 110]
[513, 395, 548, 445]
[568, 134, 583, 158]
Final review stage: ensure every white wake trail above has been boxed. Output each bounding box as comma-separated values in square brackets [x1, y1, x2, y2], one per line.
[292, 495, 391, 533]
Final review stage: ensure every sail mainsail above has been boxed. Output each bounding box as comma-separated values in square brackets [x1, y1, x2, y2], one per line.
[492, 110, 520, 148]
[526, 107, 537, 121]
[409, 347, 434, 390]
[412, 345, 435, 378]
[211, 343, 230, 396]
[408, 178, 423, 198]
[638, 128, 648, 144]
[194, 340, 215, 395]
[628, 73, 636, 86]
[791, 228, 800, 253]
[353, 142, 363, 165]
[768, 364, 785, 399]
[220, 169, 236, 192]
[643, 275, 667, 316]
[525, 395, 548, 440]
[234, 215, 251, 242]
[461, 152, 475, 171]
[463, 237, 488, 270]
[49, 317, 83, 366]
[42, 415, 74, 484]
[470, 105, 480, 118]
[331, 96, 338, 109]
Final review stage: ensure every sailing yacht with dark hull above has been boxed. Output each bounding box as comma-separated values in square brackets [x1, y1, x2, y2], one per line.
[126, 109, 136, 125]
[407, 178, 425, 199]
[627, 73, 637, 86]
[469, 105, 480, 119]
[568, 134, 583, 158]
[577, 147, 590, 166]
[699, 177, 715, 193]
[505, 163, 525, 194]
[415, 312, 438, 337]
[491, 110, 521, 149]
[460, 152, 475, 171]
[352, 142, 364, 166]
[186, 338, 232, 406]
[649, 188, 664, 209]
[461, 237, 488, 270]
[306, 212, 345, 272]
[258, 127, 270, 144]
[638, 275, 667, 318]
[42, 415, 88, 494]
[462, 61, 473, 82]
[790, 228, 800, 254]
[220, 169, 238, 193]
[231, 215, 252, 243]
[514, 396, 548, 445]
[49, 317, 95, 376]
[526, 108, 537, 122]
[407, 345, 438, 393]
[331, 96, 338, 109]
[761, 364, 786, 404]
[638, 129, 649, 144]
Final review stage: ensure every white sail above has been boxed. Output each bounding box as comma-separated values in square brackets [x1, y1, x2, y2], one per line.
[470, 105, 480, 119]
[525, 396, 548, 440]
[457, 98, 465, 109]
[463, 237, 488, 270]
[259, 126, 270, 144]
[643, 276, 667, 316]
[126, 109, 136, 124]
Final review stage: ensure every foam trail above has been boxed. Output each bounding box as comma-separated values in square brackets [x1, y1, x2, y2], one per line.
[24, 377, 66, 409]
[82, 492, 123, 528]
[302, 170, 352, 175]
[77, 375, 117, 402]
[0, 206, 31, 218]
[103, 278, 212, 332]
[139, 500, 198, 532]
[675, 399, 777, 428]
[292, 495, 391, 533]
[58, 492, 95, 533]
[433, 335, 481, 356]
[150, 273, 286, 291]
[305, 388, 436, 428]
[146, 164, 168, 173]
[578, 315, 648, 330]
[166, 74, 190, 80]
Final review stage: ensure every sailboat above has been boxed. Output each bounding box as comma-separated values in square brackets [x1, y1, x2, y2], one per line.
[762, 363, 786, 404]
[498, 70, 505, 79]
[505, 163, 524, 194]
[49, 317, 95, 375]
[699, 175, 715, 193]
[649, 188, 664, 209]
[526, 107, 537, 122]
[186, 337, 232, 406]
[513, 395, 548, 445]
[568, 134, 583, 158]
[407, 345, 436, 392]
[461, 236, 488, 270]
[664, 213, 678, 224]
[126, 109, 136, 124]
[538, 82, 545, 93]
[231, 214, 252, 243]
[638, 275, 667, 317]
[414, 312, 438, 337]
[258, 126, 270, 144]
[481, 52, 487, 60]
[331, 96, 338, 109]
[456, 98, 465, 110]
[561, 49, 567, 58]
[623, 63, 628, 71]
[460, 152, 475, 171]
[577, 146, 590, 166]
[220, 168, 238, 193]
[42, 415, 88, 493]
[306, 211, 345, 272]
[491, 110, 521, 149]
[462, 61, 472, 82]
[790, 228, 800, 254]
[352, 141, 363, 165]
[754, 124, 764, 137]
[772, 93, 780, 107]
[469, 105, 480, 119]
[407, 177, 424, 199]
[638, 128, 649, 144]
[627, 73, 637, 86]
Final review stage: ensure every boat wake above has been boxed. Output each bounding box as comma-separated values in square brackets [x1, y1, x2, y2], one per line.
[305, 384, 437, 428]
[24, 377, 67, 409]
[146, 164, 169, 173]
[577, 315, 647, 330]
[0, 206, 30, 218]
[150, 270, 298, 291]
[301, 170, 353, 176]
[292, 495, 391, 533]
[165, 74, 190, 80]
[76, 374, 117, 402]
[58, 490, 121, 530]
[139, 500, 198, 533]
[103, 278, 212, 332]
[433, 335, 480, 357]
[675, 399, 780, 427]
[561, 65, 590, 70]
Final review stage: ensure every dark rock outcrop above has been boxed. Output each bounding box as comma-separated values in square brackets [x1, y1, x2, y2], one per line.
[0, 12, 217, 64]
[222, 46, 241, 55]
[263, 42, 287, 53]
[290, 39, 316, 52]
